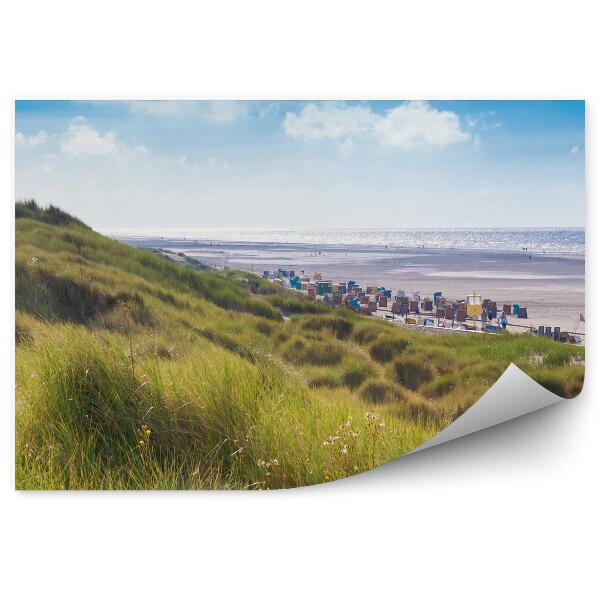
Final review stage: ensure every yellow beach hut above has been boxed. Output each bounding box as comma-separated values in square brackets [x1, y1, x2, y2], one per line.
[466, 291, 483, 317]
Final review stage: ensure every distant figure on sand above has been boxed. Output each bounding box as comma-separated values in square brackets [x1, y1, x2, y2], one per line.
[500, 311, 508, 332]
[480, 307, 488, 331]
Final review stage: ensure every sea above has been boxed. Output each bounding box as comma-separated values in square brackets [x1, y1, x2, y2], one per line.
[106, 227, 584, 256]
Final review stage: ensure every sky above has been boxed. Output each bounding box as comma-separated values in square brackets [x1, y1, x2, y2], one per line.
[15, 100, 585, 230]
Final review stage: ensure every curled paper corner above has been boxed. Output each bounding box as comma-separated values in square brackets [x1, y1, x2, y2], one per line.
[408, 363, 566, 455]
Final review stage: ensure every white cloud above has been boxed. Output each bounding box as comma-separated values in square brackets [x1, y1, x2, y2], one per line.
[208, 157, 232, 170]
[204, 101, 247, 123]
[129, 100, 247, 122]
[59, 117, 149, 159]
[339, 138, 355, 154]
[284, 103, 373, 141]
[465, 111, 501, 131]
[61, 117, 120, 156]
[570, 145, 579, 155]
[18, 119, 148, 162]
[16, 130, 48, 148]
[283, 101, 471, 149]
[133, 145, 149, 156]
[374, 101, 471, 147]
[161, 154, 233, 172]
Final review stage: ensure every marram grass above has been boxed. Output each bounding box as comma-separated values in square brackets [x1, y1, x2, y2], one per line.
[16, 326, 436, 489]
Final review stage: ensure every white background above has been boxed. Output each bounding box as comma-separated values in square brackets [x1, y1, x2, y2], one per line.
[1, 1, 597, 598]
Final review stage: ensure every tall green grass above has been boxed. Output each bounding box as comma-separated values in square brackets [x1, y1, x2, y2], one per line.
[16, 326, 436, 489]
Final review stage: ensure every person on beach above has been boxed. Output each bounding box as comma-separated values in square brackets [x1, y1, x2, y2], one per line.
[481, 307, 488, 331]
[500, 311, 508, 332]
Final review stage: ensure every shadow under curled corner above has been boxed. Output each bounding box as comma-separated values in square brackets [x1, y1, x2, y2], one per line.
[407, 363, 567, 455]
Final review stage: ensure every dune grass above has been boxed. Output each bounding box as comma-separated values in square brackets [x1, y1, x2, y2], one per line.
[16, 325, 438, 489]
[369, 336, 411, 363]
[359, 379, 406, 404]
[14, 202, 585, 489]
[391, 357, 434, 390]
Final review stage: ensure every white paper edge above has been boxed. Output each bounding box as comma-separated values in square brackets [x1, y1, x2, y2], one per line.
[408, 363, 563, 454]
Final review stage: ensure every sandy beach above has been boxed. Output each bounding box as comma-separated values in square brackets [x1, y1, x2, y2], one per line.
[116, 236, 585, 335]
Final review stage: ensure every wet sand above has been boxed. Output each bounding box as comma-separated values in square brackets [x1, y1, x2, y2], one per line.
[118, 237, 586, 335]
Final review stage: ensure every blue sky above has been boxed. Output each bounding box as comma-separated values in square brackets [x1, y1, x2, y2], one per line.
[15, 100, 585, 229]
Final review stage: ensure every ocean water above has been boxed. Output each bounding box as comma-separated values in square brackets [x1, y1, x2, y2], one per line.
[107, 227, 585, 255]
